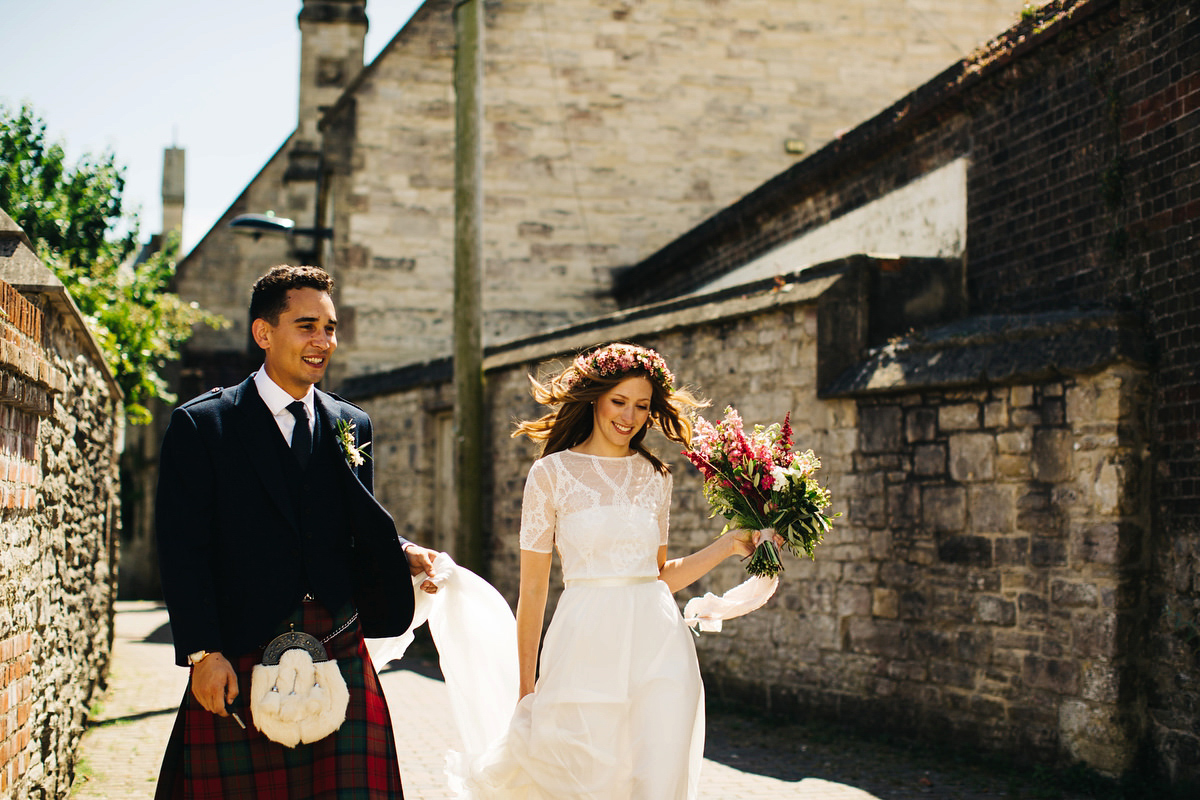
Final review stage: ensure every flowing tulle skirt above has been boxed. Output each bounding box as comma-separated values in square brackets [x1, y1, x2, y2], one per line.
[461, 579, 704, 800]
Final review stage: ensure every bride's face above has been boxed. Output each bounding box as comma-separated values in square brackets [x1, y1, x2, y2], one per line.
[588, 376, 653, 456]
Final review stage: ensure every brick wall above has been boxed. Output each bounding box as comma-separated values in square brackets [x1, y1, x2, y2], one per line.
[0, 247, 122, 798]
[0, 633, 33, 795]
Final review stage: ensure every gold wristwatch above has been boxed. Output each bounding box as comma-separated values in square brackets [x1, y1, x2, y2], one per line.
[187, 650, 213, 665]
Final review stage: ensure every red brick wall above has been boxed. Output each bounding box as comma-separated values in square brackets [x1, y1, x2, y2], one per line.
[0, 633, 33, 794]
[0, 269, 119, 797]
[0, 407, 38, 512]
[0, 282, 44, 792]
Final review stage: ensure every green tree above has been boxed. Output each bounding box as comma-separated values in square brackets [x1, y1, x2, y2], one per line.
[0, 103, 223, 423]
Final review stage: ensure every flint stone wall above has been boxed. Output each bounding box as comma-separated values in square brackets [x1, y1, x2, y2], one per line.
[347, 260, 1148, 775]
[0, 223, 122, 799]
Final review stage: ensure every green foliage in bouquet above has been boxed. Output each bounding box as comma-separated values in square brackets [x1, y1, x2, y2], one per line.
[685, 407, 838, 578]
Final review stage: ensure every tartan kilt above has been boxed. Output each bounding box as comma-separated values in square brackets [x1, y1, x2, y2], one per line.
[156, 601, 404, 799]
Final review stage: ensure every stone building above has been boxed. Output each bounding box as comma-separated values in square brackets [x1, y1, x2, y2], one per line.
[335, 0, 1196, 789]
[0, 213, 123, 798]
[173, 0, 1029, 390]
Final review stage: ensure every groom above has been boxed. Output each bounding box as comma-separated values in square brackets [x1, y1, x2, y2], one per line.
[154, 264, 439, 798]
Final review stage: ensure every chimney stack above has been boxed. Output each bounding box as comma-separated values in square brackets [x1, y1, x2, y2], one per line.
[161, 147, 185, 242]
[296, 0, 368, 145]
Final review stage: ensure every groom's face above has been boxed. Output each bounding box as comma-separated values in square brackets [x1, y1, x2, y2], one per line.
[253, 287, 338, 399]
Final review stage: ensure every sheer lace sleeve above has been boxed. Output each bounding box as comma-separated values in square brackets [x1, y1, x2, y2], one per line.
[519, 459, 556, 553]
[658, 470, 673, 547]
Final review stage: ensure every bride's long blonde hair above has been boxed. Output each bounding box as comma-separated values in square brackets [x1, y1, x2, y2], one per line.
[512, 343, 708, 474]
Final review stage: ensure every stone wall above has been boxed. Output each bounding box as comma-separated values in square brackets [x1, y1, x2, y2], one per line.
[0, 220, 122, 799]
[345, 259, 1149, 776]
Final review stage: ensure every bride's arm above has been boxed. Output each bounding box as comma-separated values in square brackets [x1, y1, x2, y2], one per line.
[516, 549, 553, 699]
[657, 530, 756, 594]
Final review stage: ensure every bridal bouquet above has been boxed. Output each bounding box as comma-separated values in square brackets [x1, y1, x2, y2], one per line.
[683, 407, 836, 578]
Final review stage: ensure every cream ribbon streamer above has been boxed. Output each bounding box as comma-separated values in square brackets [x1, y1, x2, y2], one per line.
[365, 552, 519, 759]
[682, 528, 781, 632]
[682, 574, 779, 632]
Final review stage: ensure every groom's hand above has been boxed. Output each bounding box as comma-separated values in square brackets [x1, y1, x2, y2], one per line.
[403, 543, 441, 594]
[190, 652, 238, 716]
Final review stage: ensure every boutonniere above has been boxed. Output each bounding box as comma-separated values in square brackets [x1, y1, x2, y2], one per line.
[336, 419, 372, 467]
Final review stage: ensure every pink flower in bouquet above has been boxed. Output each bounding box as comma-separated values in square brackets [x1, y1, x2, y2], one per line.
[683, 406, 837, 578]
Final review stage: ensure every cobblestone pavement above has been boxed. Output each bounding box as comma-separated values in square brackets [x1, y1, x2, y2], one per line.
[71, 602, 1098, 799]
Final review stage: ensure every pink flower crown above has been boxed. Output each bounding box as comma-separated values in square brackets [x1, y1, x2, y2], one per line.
[565, 344, 675, 393]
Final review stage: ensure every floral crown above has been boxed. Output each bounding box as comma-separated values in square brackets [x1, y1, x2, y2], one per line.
[565, 344, 675, 393]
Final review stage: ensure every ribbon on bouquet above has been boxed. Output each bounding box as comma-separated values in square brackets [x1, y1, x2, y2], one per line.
[683, 529, 781, 632]
[682, 575, 779, 632]
[365, 553, 519, 759]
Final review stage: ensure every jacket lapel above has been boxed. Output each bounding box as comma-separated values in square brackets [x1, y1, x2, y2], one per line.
[314, 390, 358, 481]
[229, 375, 300, 533]
[314, 389, 391, 519]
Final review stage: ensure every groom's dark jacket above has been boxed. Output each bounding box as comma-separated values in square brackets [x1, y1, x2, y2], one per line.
[155, 374, 415, 667]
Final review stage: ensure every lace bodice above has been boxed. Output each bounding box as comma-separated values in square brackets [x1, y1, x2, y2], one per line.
[519, 450, 672, 581]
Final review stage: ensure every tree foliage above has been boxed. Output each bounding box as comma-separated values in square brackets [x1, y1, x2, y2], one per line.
[0, 103, 224, 423]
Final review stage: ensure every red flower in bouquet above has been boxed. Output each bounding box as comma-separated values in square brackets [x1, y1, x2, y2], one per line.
[683, 407, 837, 578]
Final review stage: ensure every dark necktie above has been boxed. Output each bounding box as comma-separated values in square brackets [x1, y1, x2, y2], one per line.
[287, 401, 311, 469]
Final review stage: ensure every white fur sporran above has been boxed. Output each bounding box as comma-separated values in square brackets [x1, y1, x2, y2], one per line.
[249, 630, 350, 747]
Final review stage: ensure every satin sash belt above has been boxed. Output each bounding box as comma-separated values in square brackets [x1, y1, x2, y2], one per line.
[563, 575, 660, 589]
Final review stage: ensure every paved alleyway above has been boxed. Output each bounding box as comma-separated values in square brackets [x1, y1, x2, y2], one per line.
[70, 602, 1097, 799]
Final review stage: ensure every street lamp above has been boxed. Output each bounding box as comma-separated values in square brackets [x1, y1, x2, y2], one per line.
[228, 211, 332, 266]
[228, 212, 295, 238]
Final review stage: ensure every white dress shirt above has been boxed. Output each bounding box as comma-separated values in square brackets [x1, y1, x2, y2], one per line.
[253, 368, 315, 447]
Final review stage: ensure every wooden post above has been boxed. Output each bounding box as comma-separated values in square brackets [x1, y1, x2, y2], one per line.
[453, 0, 485, 574]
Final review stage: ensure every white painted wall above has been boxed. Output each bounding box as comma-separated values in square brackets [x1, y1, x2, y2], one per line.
[697, 157, 967, 293]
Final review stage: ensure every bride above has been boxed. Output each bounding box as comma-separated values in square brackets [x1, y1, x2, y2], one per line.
[450, 342, 771, 799]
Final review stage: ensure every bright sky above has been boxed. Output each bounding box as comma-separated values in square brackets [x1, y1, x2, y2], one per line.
[0, 0, 424, 253]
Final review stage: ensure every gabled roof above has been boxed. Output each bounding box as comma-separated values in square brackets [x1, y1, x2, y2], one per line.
[179, 1, 433, 268]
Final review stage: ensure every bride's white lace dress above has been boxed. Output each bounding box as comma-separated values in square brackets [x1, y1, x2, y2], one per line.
[462, 449, 704, 799]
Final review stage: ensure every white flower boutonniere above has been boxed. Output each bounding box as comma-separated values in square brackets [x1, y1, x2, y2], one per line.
[336, 419, 372, 467]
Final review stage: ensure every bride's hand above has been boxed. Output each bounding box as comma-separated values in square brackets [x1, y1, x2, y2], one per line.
[730, 528, 781, 558]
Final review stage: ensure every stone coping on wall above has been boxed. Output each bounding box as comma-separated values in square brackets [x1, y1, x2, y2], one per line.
[824, 309, 1148, 396]
[340, 253, 1144, 409]
[0, 211, 121, 402]
[341, 252, 974, 401]
[339, 261, 844, 401]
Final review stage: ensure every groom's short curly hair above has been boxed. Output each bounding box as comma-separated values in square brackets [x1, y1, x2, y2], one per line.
[249, 265, 335, 324]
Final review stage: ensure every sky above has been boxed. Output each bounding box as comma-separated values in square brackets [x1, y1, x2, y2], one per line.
[1, 0, 424, 253]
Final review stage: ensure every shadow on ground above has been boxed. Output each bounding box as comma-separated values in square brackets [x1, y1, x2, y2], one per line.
[701, 700, 1115, 800]
[144, 621, 175, 644]
[87, 707, 181, 728]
